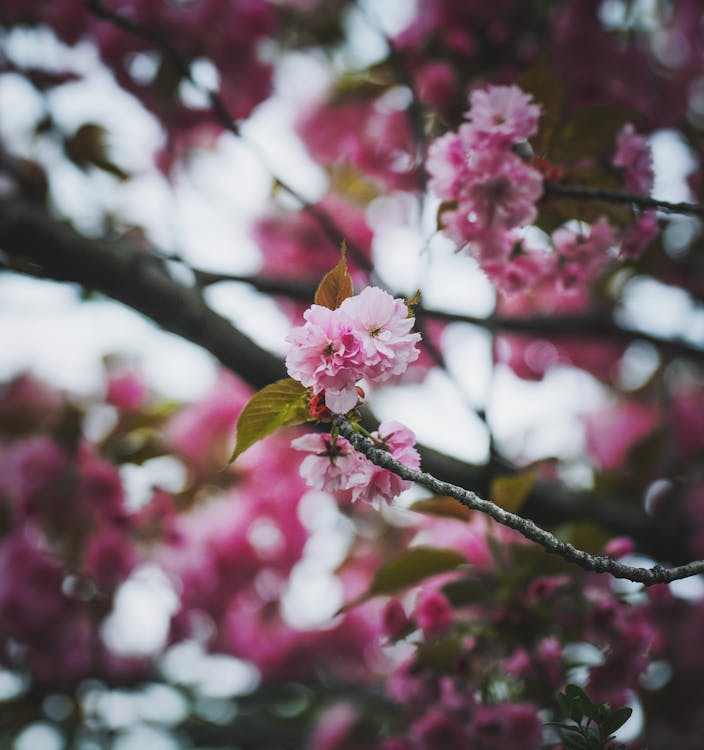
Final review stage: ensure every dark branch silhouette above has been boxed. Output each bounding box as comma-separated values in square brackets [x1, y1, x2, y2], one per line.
[545, 182, 704, 216]
[2, 196, 688, 566]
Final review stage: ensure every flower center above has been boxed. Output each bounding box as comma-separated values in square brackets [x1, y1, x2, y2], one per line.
[483, 176, 511, 202]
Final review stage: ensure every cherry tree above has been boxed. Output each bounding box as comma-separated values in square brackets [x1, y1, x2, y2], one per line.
[1, 1, 704, 748]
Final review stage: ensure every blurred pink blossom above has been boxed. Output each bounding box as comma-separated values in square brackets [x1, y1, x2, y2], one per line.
[613, 123, 654, 194]
[583, 401, 660, 470]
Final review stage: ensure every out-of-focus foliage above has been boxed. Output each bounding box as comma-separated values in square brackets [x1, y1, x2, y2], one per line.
[1, 1, 704, 749]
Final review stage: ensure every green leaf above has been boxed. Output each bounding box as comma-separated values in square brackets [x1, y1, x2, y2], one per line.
[314, 242, 354, 310]
[564, 684, 587, 701]
[410, 496, 473, 522]
[510, 544, 574, 578]
[557, 692, 571, 718]
[328, 63, 394, 106]
[327, 164, 380, 206]
[556, 522, 612, 556]
[415, 634, 462, 670]
[442, 577, 484, 607]
[564, 685, 599, 723]
[229, 378, 310, 462]
[603, 706, 632, 735]
[518, 59, 564, 155]
[550, 106, 635, 162]
[490, 472, 536, 513]
[367, 546, 467, 598]
[562, 732, 588, 750]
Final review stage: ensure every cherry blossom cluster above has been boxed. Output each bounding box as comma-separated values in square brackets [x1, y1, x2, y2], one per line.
[297, 99, 418, 192]
[613, 123, 654, 195]
[285, 286, 421, 414]
[427, 84, 543, 266]
[292, 421, 420, 508]
[428, 86, 661, 301]
[0, 377, 142, 684]
[285, 286, 422, 506]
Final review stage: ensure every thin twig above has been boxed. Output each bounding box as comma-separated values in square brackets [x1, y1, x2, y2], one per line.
[3, 196, 683, 557]
[85, 0, 193, 82]
[168, 266, 704, 362]
[335, 416, 704, 585]
[422, 307, 704, 362]
[354, 1, 428, 157]
[544, 183, 704, 217]
[84, 0, 374, 273]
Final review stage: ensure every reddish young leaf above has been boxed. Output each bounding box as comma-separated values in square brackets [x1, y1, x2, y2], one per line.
[314, 241, 354, 310]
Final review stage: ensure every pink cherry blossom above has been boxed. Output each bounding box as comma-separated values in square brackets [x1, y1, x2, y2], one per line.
[620, 210, 659, 259]
[339, 420, 420, 507]
[415, 588, 454, 639]
[308, 702, 359, 750]
[106, 370, 147, 410]
[291, 433, 371, 495]
[410, 710, 467, 750]
[379, 420, 420, 467]
[415, 61, 457, 112]
[552, 217, 615, 275]
[285, 304, 364, 413]
[167, 370, 251, 470]
[340, 288, 421, 382]
[253, 194, 373, 284]
[470, 704, 542, 750]
[0, 533, 68, 642]
[285, 288, 421, 413]
[583, 400, 661, 470]
[426, 132, 469, 200]
[605, 536, 635, 559]
[292, 421, 419, 507]
[0, 436, 68, 522]
[484, 249, 555, 297]
[461, 148, 543, 231]
[613, 122, 654, 194]
[463, 84, 541, 145]
[297, 99, 418, 192]
[425, 84, 546, 289]
[382, 599, 411, 640]
[387, 658, 438, 706]
[82, 526, 136, 591]
[77, 447, 127, 525]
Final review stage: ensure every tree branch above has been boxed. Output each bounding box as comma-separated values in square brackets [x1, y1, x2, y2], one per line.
[420, 308, 704, 362]
[0, 196, 686, 563]
[0, 198, 285, 389]
[84, 0, 374, 274]
[544, 183, 704, 217]
[335, 416, 704, 585]
[176, 267, 704, 363]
